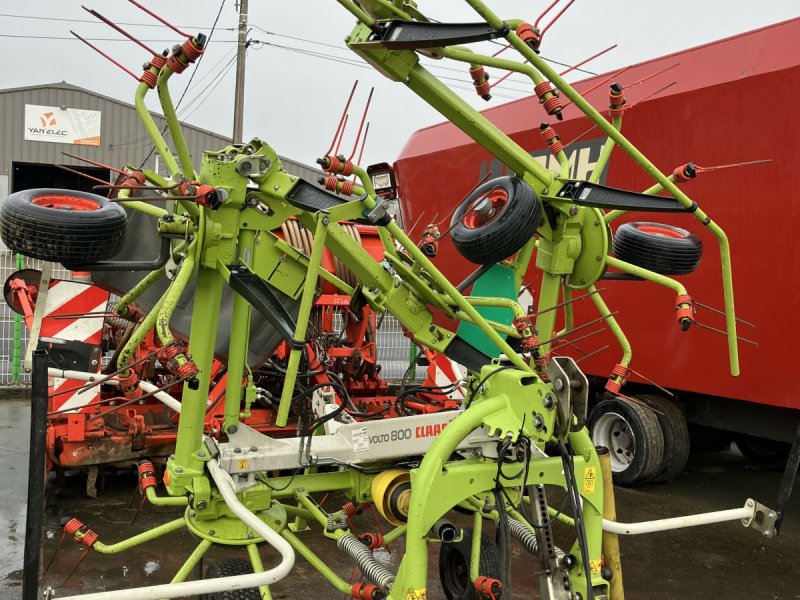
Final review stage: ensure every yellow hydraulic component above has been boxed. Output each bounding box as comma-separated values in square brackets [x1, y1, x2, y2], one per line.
[371, 470, 412, 526]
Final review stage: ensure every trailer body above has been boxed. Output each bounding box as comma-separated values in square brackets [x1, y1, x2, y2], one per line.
[392, 18, 800, 440]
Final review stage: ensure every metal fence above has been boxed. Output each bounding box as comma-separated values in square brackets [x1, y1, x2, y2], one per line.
[0, 250, 72, 385]
[0, 251, 419, 385]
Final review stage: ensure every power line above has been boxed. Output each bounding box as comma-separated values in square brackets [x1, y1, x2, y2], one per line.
[0, 12, 228, 30]
[0, 33, 238, 42]
[248, 39, 527, 100]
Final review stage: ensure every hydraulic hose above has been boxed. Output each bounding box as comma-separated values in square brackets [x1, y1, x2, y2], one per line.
[55, 461, 295, 600]
[337, 533, 395, 592]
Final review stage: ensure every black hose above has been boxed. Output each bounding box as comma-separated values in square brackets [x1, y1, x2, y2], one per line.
[559, 443, 594, 600]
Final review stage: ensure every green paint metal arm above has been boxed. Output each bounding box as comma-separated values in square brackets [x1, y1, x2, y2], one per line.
[387, 220, 531, 372]
[588, 283, 632, 373]
[117, 292, 168, 379]
[527, 39, 738, 376]
[113, 183, 170, 220]
[281, 529, 353, 595]
[114, 266, 166, 316]
[133, 76, 181, 178]
[93, 518, 186, 554]
[463, 0, 738, 375]
[398, 60, 554, 190]
[145, 486, 189, 507]
[589, 116, 622, 185]
[157, 64, 196, 180]
[352, 164, 399, 259]
[336, 0, 376, 26]
[155, 236, 199, 351]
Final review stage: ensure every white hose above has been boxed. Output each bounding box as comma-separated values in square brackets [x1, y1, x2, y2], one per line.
[46, 368, 182, 413]
[602, 505, 752, 535]
[55, 460, 295, 600]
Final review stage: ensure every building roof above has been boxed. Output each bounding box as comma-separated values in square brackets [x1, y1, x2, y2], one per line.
[0, 81, 231, 142]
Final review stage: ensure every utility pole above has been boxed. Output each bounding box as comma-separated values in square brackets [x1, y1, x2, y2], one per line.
[232, 0, 248, 143]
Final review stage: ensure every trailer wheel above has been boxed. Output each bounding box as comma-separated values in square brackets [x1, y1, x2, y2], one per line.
[439, 527, 502, 600]
[450, 176, 540, 265]
[205, 558, 259, 599]
[734, 434, 790, 469]
[612, 222, 702, 275]
[588, 397, 664, 486]
[0, 188, 127, 264]
[635, 394, 690, 482]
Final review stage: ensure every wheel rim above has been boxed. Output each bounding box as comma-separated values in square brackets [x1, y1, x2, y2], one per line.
[592, 412, 636, 472]
[31, 194, 101, 211]
[463, 188, 508, 229]
[442, 547, 468, 596]
[634, 224, 685, 239]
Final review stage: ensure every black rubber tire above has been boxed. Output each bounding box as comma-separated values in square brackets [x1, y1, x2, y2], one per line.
[635, 394, 690, 483]
[588, 396, 665, 487]
[205, 558, 260, 600]
[612, 221, 702, 275]
[450, 176, 540, 265]
[734, 434, 790, 469]
[439, 527, 502, 600]
[0, 188, 127, 264]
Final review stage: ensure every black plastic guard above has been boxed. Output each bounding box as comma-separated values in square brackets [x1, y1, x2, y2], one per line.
[285, 179, 346, 213]
[375, 20, 508, 49]
[227, 266, 303, 349]
[556, 180, 691, 213]
[444, 336, 492, 373]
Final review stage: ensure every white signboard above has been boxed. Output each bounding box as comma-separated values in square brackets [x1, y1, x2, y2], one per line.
[24, 104, 101, 146]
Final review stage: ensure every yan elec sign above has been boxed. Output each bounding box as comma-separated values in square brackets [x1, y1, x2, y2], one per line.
[24, 104, 101, 146]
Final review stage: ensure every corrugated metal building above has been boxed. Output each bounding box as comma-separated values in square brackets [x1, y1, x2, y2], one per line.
[0, 81, 323, 200]
[0, 81, 326, 384]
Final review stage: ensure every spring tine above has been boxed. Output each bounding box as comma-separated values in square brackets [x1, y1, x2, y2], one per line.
[531, 288, 604, 317]
[552, 327, 605, 348]
[324, 81, 358, 157]
[131, 494, 149, 525]
[61, 152, 129, 176]
[54, 164, 109, 186]
[540, 0, 575, 39]
[127, 0, 192, 38]
[333, 114, 350, 156]
[534, 0, 561, 29]
[558, 44, 617, 77]
[63, 549, 90, 584]
[539, 311, 619, 346]
[348, 87, 374, 161]
[70, 30, 140, 81]
[693, 321, 758, 347]
[627, 366, 675, 397]
[693, 300, 756, 328]
[561, 65, 632, 110]
[405, 211, 426, 239]
[624, 62, 681, 90]
[614, 392, 664, 415]
[695, 159, 772, 173]
[82, 6, 160, 56]
[42, 531, 67, 576]
[128, 485, 141, 509]
[574, 344, 610, 363]
[563, 122, 600, 149]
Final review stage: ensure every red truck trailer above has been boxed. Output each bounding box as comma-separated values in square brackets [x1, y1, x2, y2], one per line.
[381, 17, 800, 484]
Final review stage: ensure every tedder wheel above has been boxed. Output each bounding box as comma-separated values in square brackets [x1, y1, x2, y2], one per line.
[439, 528, 502, 600]
[205, 558, 260, 600]
[588, 397, 664, 486]
[0, 188, 127, 265]
[734, 434, 791, 469]
[612, 221, 702, 275]
[449, 176, 540, 265]
[635, 394, 690, 483]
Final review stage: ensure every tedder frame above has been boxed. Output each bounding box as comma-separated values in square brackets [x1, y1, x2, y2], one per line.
[10, 1, 780, 600]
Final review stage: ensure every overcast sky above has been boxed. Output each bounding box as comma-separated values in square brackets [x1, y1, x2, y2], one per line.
[1, 1, 798, 169]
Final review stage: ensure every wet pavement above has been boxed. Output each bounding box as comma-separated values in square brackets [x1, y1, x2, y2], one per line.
[1, 396, 799, 599]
